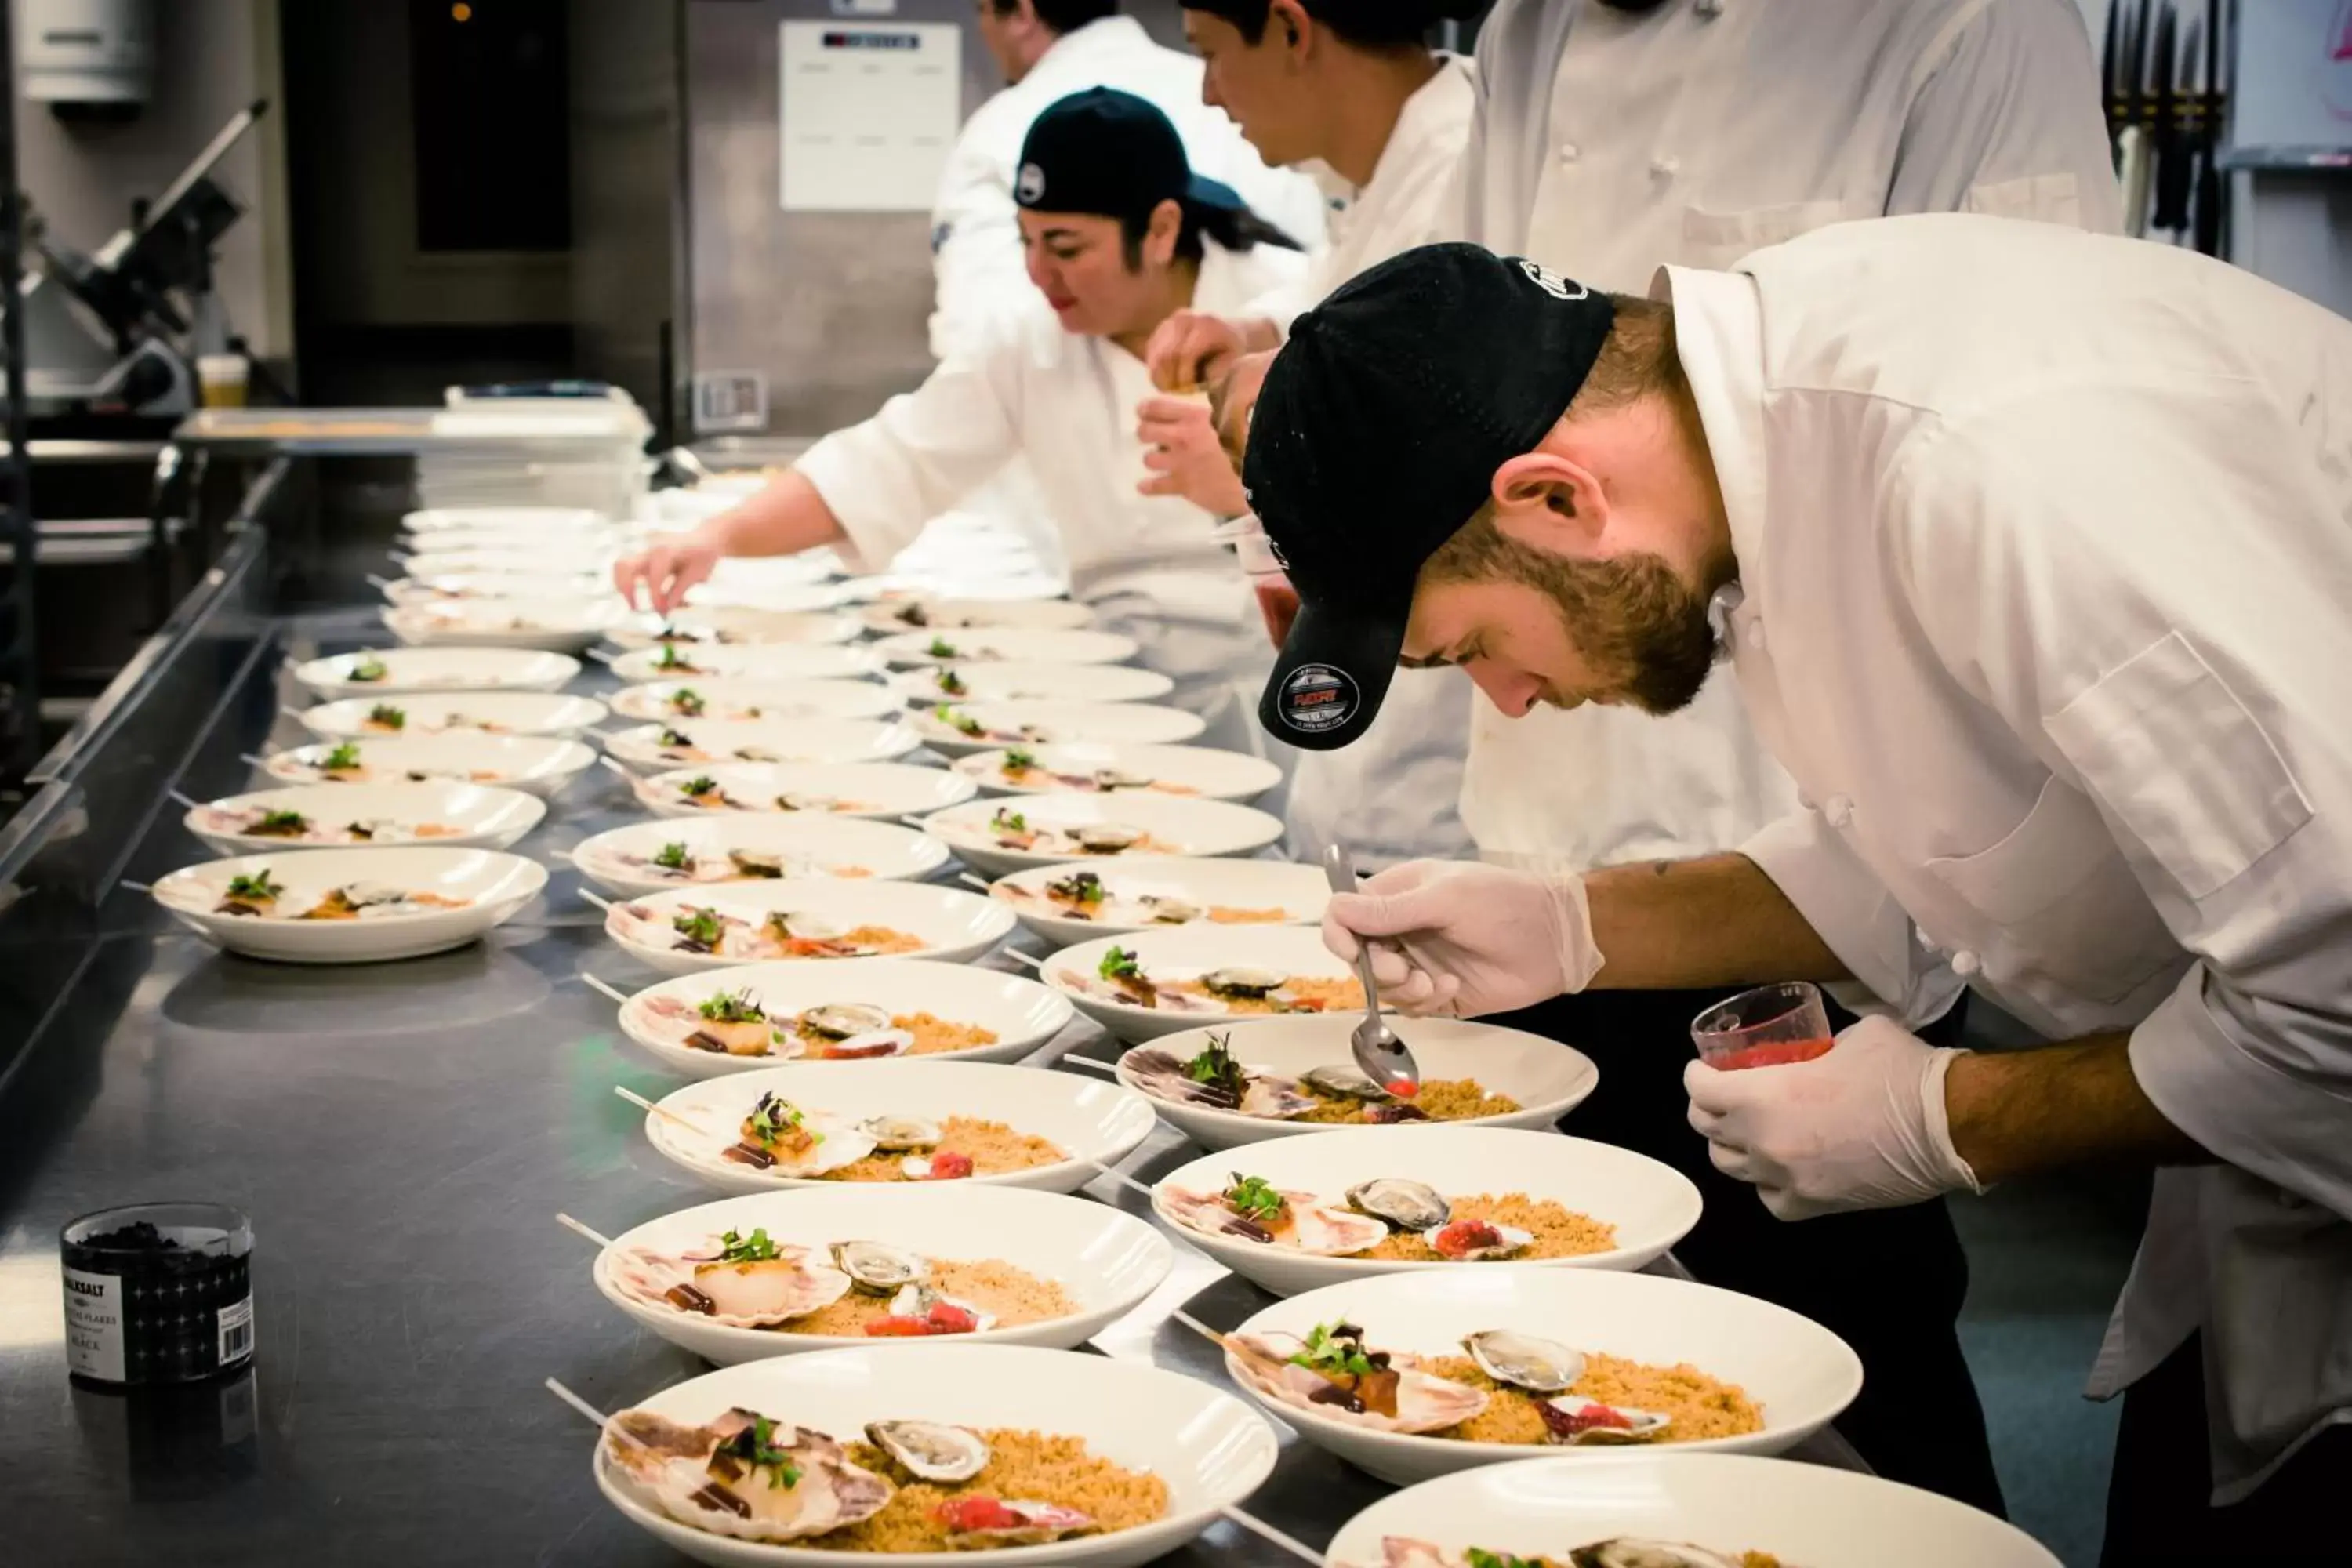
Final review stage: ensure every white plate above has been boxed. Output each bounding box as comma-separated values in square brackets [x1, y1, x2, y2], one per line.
[184, 781, 546, 857]
[612, 958, 1073, 1075]
[857, 597, 1098, 634]
[1327, 1452, 2060, 1568]
[890, 663, 1173, 707]
[609, 678, 903, 724]
[383, 596, 626, 652]
[631, 762, 975, 822]
[1225, 1268, 1863, 1484]
[1151, 1126, 1694, 1294]
[1125, 1017, 1600, 1152]
[921, 793, 1283, 878]
[604, 717, 921, 774]
[990, 855, 1327, 948]
[1044, 925, 1362, 1043]
[611, 644, 885, 684]
[153, 846, 547, 964]
[261, 733, 597, 798]
[381, 570, 607, 607]
[607, 608, 862, 651]
[591, 1341, 1278, 1568]
[678, 582, 846, 615]
[292, 647, 582, 698]
[871, 628, 1138, 668]
[588, 1186, 1171, 1363]
[638, 1058, 1156, 1195]
[695, 552, 837, 591]
[906, 700, 1207, 759]
[402, 505, 611, 536]
[400, 546, 617, 580]
[604, 880, 1014, 976]
[955, 742, 1282, 804]
[296, 691, 610, 740]
[572, 816, 951, 897]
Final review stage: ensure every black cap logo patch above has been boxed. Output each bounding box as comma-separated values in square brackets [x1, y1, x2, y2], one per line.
[1516, 258, 1588, 302]
[1016, 162, 1045, 205]
[1277, 663, 1358, 735]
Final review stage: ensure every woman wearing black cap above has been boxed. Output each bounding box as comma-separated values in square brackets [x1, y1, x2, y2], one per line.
[612, 88, 1306, 739]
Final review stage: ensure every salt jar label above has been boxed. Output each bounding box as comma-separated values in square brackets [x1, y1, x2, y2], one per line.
[63, 1267, 125, 1382]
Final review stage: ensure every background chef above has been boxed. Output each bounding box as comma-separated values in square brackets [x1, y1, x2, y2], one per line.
[1244, 234, 2352, 1562]
[613, 89, 1306, 744]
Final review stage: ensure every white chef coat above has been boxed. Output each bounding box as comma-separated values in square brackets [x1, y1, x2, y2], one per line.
[796, 240, 1309, 742]
[1244, 57, 1480, 869]
[1451, 0, 2122, 873]
[1668, 213, 2352, 1501]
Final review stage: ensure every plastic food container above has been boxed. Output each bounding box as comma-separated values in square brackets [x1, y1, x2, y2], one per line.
[60, 1203, 256, 1386]
[1690, 981, 1835, 1071]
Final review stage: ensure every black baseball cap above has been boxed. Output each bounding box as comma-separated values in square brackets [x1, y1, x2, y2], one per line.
[1015, 87, 1243, 224]
[1243, 243, 1618, 750]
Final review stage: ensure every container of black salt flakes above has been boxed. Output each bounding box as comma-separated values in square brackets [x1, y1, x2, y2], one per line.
[61, 1203, 255, 1387]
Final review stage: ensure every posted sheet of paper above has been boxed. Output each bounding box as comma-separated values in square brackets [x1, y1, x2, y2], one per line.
[779, 21, 961, 212]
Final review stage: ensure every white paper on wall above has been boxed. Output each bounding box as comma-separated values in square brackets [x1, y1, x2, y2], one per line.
[779, 20, 962, 212]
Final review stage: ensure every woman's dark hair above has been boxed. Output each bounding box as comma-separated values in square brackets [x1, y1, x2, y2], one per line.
[1117, 198, 1302, 268]
[990, 0, 1120, 34]
[1178, 0, 1479, 49]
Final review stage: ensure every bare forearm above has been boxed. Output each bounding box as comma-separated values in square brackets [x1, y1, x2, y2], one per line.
[1944, 1035, 2209, 1185]
[701, 470, 848, 560]
[1584, 853, 1853, 990]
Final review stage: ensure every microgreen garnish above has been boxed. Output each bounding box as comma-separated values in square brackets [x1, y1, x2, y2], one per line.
[350, 655, 387, 681]
[1099, 945, 1142, 981]
[1223, 1173, 1287, 1224]
[368, 703, 405, 730]
[1004, 746, 1036, 772]
[226, 869, 284, 902]
[654, 840, 692, 871]
[673, 907, 724, 948]
[926, 637, 958, 659]
[717, 1226, 781, 1263]
[990, 807, 1028, 835]
[322, 742, 362, 771]
[699, 989, 765, 1024]
[1289, 1319, 1384, 1380]
[935, 669, 967, 696]
[935, 705, 982, 737]
[670, 688, 706, 717]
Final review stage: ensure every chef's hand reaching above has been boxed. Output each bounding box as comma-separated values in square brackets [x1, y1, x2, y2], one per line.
[1685, 1015, 1985, 1221]
[1136, 396, 1249, 514]
[1145, 309, 1274, 394]
[613, 533, 723, 615]
[1323, 860, 1604, 1017]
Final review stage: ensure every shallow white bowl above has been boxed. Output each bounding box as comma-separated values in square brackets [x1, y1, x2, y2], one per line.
[153, 846, 547, 964]
[630, 762, 976, 822]
[906, 700, 1207, 759]
[381, 569, 606, 607]
[603, 717, 922, 774]
[611, 643, 885, 684]
[639, 1058, 1157, 1196]
[695, 552, 838, 592]
[572, 816, 951, 898]
[292, 646, 582, 698]
[1151, 1126, 1693, 1294]
[989, 855, 1327, 948]
[184, 780, 546, 857]
[398, 545, 617, 579]
[1044, 925, 1363, 1044]
[383, 595, 626, 652]
[587, 1185, 1172, 1363]
[609, 678, 902, 724]
[857, 597, 1098, 635]
[871, 627, 1138, 669]
[890, 662, 1173, 707]
[1326, 1452, 2060, 1568]
[954, 742, 1282, 804]
[402, 504, 611, 536]
[604, 880, 1015, 976]
[612, 958, 1073, 1076]
[261, 733, 597, 798]
[920, 794, 1283, 878]
[1226, 1267, 1863, 1485]
[590, 1341, 1279, 1568]
[607, 607, 862, 651]
[296, 691, 610, 741]
[1126, 1017, 1600, 1153]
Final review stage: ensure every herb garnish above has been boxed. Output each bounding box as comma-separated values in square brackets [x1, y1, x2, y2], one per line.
[926, 637, 958, 659]
[1099, 945, 1142, 981]
[225, 869, 284, 902]
[368, 703, 405, 730]
[659, 726, 695, 747]
[1223, 1173, 1287, 1224]
[322, 742, 362, 771]
[699, 989, 765, 1024]
[935, 705, 983, 738]
[655, 643, 692, 671]
[1004, 746, 1037, 772]
[256, 809, 309, 833]
[989, 807, 1028, 835]
[1046, 869, 1104, 905]
[1288, 1319, 1384, 1380]
[680, 775, 720, 798]
[670, 688, 706, 717]
[720, 1414, 804, 1490]
[654, 840, 693, 871]
[1464, 1551, 1536, 1568]
[935, 669, 967, 696]
[673, 906, 724, 948]
[743, 1092, 814, 1149]
[350, 655, 387, 682]
[1184, 1033, 1248, 1101]
[716, 1226, 781, 1263]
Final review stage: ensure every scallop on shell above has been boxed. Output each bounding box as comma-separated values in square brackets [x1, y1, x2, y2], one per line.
[1462, 1330, 1586, 1393]
[864, 1420, 989, 1483]
[610, 1243, 855, 1328]
[1160, 1185, 1388, 1256]
[799, 1002, 891, 1039]
[607, 1406, 894, 1543]
[831, 1240, 929, 1296]
[1222, 1330, 1490, 1435]
[1345, 1178, 1450, 1232]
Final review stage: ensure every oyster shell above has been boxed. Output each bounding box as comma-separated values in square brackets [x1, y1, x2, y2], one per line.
[1223, 1330, 1490, 1434]
[1567, 1541, 1739, 1568]
[774, 792, 838, 812]
[830, 1240, 927, 1296]
[1076, 823, 1145, 852]
[1345, 1178, 1450, 1232]
[1238, 1075, 1320, 1120]
[1200, 966, 1284, 1000]
[864, 1420, 989, 1483]
[1463, 1330, 1587, 1393]
[1139, 895, 1200, 924]
[607, 1406, 894, 1542]
[728, 849, 789, 878]
[885, 1282, 999, 1334]
[1541, 1395, 1673, 1446]
[817, 1028, 916, 1061]
[1303, 1064, 1394, 1102]
[856, 1114, 942, 1150]
[1091, 768, 1154, 790]
[799, 1003, 892, 1040]
[1425, 1218, 1535, 1262]
[766, 910, 844, 942]
[935, 1497, 1098, 1548]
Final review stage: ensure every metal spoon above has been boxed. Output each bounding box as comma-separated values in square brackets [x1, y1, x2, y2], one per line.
[1322, 843, 1422, 1098]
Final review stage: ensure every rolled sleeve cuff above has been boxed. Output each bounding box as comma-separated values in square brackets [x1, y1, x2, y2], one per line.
[2130, 968, 2352, 1220]
[790, 436, 911, 577]
[1741, 808, 1962, 1025]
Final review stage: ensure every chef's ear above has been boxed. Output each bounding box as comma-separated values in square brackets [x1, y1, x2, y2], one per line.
[1266, 0, 1311, 53]
[1488, 452, 1608, 556]
[1142, 198, 1184, 269]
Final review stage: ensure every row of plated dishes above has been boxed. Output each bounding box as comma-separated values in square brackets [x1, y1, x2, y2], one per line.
[143, 506, 2058, 1568]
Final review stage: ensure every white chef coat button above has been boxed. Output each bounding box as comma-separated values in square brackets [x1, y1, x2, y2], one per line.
[1650, 154, 1682, 180]
[1951, 949, 1984, 978]
[1559, 142, 1581, 164]
[1824, 794, 1854, 828]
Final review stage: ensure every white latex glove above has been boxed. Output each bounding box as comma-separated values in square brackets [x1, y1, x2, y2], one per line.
[1321, 859, 1603, 1017]
[613, 533, 723, 615]
[1684, 1014, 1985, 1221]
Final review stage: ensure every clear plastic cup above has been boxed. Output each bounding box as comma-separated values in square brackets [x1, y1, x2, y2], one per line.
[1690, 981, 1835, 1071]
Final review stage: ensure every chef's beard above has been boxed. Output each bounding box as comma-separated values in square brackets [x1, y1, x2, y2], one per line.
[1450, 532, 1722, 717]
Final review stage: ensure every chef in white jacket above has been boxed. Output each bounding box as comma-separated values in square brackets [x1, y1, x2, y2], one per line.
[615, 89, 1307, 742]
[1109, 0, 1482, 869]
[1248, 232, 2352, 1558]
